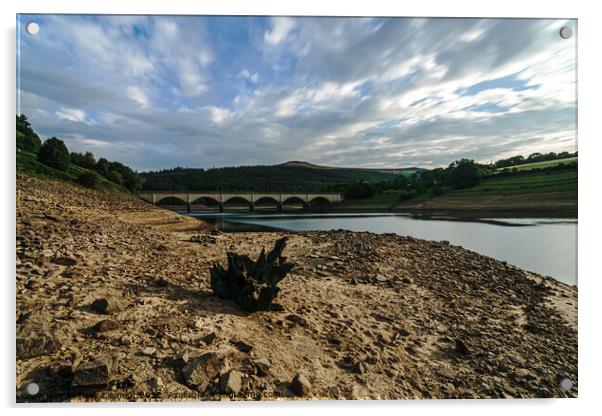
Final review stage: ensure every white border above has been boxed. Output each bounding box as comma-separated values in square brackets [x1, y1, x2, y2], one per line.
[2, 1, 601, 415]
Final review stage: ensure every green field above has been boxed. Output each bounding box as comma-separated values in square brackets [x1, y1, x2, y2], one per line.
[496, 157, 577, 172]
[453, 169, 577, 196]
[339, 168, 577, 213]
[17, 150, 126, 192]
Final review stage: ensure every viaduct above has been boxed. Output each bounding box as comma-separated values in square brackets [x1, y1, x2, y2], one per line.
[138, 191, 344, 212]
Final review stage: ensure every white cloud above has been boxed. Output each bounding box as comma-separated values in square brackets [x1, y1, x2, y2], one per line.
[127, 86, 150, 108]
[238, 69, 259, 84]
[207, 106, 233, 124]
[264, 17, 295, 45]
[55, 107, 88, 123]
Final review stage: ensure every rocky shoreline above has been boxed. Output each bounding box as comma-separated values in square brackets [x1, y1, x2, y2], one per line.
[16, 173, 578, 401]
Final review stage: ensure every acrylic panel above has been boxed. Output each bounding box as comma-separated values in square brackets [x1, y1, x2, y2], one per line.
[16, 15, 577, 402]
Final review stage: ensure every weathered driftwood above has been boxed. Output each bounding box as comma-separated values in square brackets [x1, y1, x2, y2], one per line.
[210, 237, 294, 311]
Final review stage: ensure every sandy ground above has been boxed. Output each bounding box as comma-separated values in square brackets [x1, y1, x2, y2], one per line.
[16, 173, 578, 401]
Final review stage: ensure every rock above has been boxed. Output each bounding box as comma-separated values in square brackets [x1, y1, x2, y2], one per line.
[90, 296, 129, 314]
[150, 376, 164, 390]
[181, 352, 230, 391]
[50, 359, 75, 378]
[219, 370, 243, 394]
[72, 356, 112, 387]
[44, 214, 61, 222]
[16, 328, 61, 360]
[285, 314, 308, 327]
[199, 332, 217, 345]
[353, 361, 367, 374]
[91, 319, 121, 333]
[290, 372, 311, 397]
[141, 347, 157, 356]
[231, 340, 253, 353]
[455, 339, 471, 356]
[252, 358, 271, 377]
[51, 256, 77, 266]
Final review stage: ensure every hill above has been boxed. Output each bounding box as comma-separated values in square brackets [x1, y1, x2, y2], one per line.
[141, 162, 417, 193]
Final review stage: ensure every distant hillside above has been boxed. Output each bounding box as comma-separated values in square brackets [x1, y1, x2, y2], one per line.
[279, 160, 421, 175]
[141, 162, 418, 192]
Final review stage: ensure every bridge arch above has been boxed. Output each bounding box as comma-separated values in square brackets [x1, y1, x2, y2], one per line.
[190, 196, 221, 211]
[309, 196, 332, 209]
[223, 196, 253, 211]
[254, 196, 281, 211]
[282, 196, 309, 210]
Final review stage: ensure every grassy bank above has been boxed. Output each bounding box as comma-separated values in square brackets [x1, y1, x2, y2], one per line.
[16, 149, 126, 192]
[495, 157, 577, 172]
[338, 168, 577, 216]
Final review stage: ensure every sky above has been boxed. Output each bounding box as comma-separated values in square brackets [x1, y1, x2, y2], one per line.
[17, 15, 577, 171]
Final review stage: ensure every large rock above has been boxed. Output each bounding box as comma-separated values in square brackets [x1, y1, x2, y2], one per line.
[91, 319, 121, 333]
[181, 352, 230, 391]
[290, 372, 311, 397]
[90, 296, 129, 315]
[219, 370, 243, 394]
[72, 356, 112, 387]
[252, 358, 271, 377]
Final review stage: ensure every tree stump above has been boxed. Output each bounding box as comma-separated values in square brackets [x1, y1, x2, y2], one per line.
[210, 237, 294, 311]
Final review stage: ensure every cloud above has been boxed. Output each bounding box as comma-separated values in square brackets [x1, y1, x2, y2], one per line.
[207, 106, 233, 124]
[17, 15, 577, 170]
[55, 107, 88, 123]
[127, 86, 150, 109]
[264, 17, 295, 45]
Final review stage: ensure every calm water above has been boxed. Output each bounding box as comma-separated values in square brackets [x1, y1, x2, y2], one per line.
[186, 211, 577, 286]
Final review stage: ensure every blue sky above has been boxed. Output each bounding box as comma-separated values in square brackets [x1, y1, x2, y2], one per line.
[17, 15, 577, 171]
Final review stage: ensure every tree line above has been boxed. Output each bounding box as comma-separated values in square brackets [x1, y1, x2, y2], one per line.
[493, 151, 577, 169]
[16, 114, 143, 192]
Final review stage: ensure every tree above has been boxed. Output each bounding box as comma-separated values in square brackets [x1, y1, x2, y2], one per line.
[38, 137, 70, 172]
[70, 151, 96, 170]
[107, 170, 124, 186]
[95, 158, 111, 178]
[344, 181, 376, 199]
[76, 171, 100, 189]
[447, 159, 481, 189]
[16, 114, 42, 154]
[393, 174, 409, 189]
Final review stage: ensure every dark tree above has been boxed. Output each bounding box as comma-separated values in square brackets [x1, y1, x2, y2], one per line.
[38, 137, 70, 172]
[76, 171, 100, 189]
[345, 181, 376, 199]
[71, 151, 96, 170]
[16, 114, 42, 154]
[447, 159, 481, 189]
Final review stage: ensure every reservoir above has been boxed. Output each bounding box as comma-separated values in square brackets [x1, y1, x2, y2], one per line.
[186, 211, 577, 286]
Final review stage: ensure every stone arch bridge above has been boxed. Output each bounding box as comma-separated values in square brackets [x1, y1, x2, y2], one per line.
[138, 191, 344, 212]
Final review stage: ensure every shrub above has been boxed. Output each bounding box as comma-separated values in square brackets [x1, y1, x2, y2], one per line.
[447, 159, 482, 189]
[38, 137, 70, 172]
[399, 189, 419, 201]
[429, 185, 444, 197]
[76, 171, 101, 189]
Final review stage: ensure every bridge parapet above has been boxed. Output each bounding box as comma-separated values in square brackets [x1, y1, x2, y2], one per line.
[138, 191, 344, 212]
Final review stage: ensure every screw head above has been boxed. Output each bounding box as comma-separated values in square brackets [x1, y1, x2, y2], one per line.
[25, 382, 39, 395]
[25, 22, 39, 35]
[559, 378, 573, 391]
[559, 26, 573, 39]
